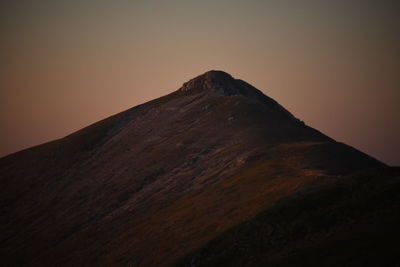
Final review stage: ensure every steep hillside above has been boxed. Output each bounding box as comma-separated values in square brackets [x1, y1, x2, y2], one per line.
[0, 71, 386, 266]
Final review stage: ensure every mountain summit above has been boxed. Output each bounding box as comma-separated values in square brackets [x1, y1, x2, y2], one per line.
[0, 71, 396, 267]
[180, 70, 245, 95]
[179, 70, 297, 121]
[180, 70, 274, 100]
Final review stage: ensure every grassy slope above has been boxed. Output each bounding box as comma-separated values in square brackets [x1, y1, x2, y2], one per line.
[177, 167, 400, 267]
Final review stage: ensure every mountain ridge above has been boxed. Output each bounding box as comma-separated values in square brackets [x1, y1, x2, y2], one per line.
[0, 71, 390, 266]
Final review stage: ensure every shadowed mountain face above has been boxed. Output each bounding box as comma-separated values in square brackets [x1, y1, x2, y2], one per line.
[0, 71, 390, 266]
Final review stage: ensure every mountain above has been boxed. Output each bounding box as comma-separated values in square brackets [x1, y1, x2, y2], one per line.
[0, 71, 397, 266]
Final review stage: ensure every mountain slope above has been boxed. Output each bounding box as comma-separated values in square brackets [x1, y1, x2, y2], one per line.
[177, 167, 400, 267]
[0, 71, 386, 266]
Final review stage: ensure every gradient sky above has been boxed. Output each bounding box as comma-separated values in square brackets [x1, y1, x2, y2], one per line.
[1, 0, 399, 165]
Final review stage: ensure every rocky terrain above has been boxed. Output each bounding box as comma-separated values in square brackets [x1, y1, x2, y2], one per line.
[0, 71, 397, 266]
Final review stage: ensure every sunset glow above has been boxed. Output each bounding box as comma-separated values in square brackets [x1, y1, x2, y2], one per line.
[1, 1, 399, 164]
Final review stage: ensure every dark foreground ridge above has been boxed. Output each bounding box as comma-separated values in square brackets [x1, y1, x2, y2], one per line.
[177, 167, 400, 267]
[0, 71, 396, 266]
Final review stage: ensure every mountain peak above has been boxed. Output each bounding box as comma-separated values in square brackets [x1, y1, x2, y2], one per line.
[179, 70, 249, 96]
[201, 70, 233, 80]
[177, 70, 298, 120]
[0, 69, 389, 267]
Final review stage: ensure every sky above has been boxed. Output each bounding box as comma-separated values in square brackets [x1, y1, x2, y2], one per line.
[1, 0, 399, 165]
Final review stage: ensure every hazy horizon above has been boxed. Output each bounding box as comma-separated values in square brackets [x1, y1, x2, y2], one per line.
[1, 1, 399, 165]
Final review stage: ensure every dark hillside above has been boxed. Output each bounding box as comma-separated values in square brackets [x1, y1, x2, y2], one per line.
[177, 167, 400, 267]
[0, 71, 388, 266]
